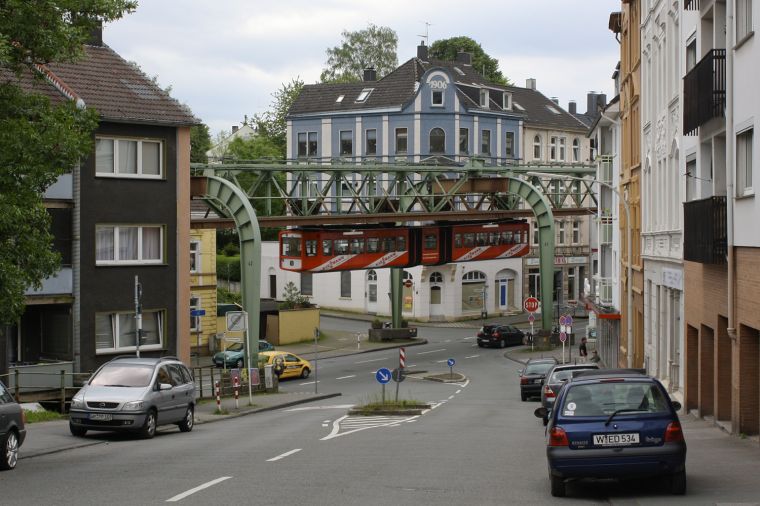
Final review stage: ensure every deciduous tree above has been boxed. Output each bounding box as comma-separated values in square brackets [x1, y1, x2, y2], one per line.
[320, 24, 398, 83]
[429, 36, 510, 86]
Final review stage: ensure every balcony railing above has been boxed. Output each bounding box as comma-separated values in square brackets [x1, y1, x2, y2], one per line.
[683, 49, 726, 135]
[594, 277, 614, 306]
[684, 0, 699, 10]
[597, 155, 613, 184]
[683, 196, 727, 264]
[599, 222, 613, 245]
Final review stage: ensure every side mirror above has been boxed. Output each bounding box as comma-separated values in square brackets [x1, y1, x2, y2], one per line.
[671, 400, 682, 412]
[159, 383, 172, 391]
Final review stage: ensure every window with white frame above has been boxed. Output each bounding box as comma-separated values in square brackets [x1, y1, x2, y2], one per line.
[190, 296, 200, 331]
[340, 271, 351, 298]
[572, 138, 580, 162]
[533, 135, 542, 159]
[481, 129, 491, 155]
[365, 129, 377, 155]
[505, 132, 515, 158]
[430, 128, 445, 154]
[432, 90, 444, 106]
[557, 221, 566, 245]
[356, 88, 373, 103]
[301, 272, 313, 296]
[297, 131, 318, 158]
[95, 137, 162, 178]
[737, 128, 753, 195]
[190, 241, 200, 273]
[737, 0, 753, 42]
[479, 89, 489, 108]
[95, 310, 163, 353]
[339, 130, 353, 156]
[395, 128, 408, 154]
[572, 221, 580, 243]
[502, 92, 512, 110]
[96, 225, 163, 265]
[559, 137, 566, 161]
[550, 136, 558, 161]
[532, 221, 539, 245]
[459, 128, 469, 154]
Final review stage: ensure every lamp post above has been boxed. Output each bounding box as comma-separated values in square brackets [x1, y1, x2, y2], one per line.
[527, 171, 633, 368]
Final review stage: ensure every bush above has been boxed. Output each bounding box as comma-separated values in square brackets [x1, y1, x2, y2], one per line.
[222, 242, 240, 256]
[401, 319, 409, 328]
[216, 255, 241, 282]
[371, 318, 383, 329]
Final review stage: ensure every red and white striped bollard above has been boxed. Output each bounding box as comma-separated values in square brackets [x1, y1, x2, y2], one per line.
[233, 376, 240, 409]
[399, 347, 406, 370]
[215, 380, 221, 412]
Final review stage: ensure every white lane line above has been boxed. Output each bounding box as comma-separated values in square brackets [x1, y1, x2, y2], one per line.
[416, 348, 446, 355]
[463, 337, 475, 340]
[299, 380, 319, 386]
[448, 395, 455, 400]
[456, 390, 462, 394]
[266, 449, 302, 462]
[335, 375, 356, 380]
[435, 359, 448, 363]
[444, 340, 451, 343]
[407, 364, 417, 368]
[356, 358, 386, 364]
[465, 355, 480, 359]
[471, 343, 478, 347]
[166, 477, 232, 502]
[285, 405, 354, 412]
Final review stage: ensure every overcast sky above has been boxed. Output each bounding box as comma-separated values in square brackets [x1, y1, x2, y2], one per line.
[105, 0, 620, 137]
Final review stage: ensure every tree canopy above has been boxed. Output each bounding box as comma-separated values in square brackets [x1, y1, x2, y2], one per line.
[320, 24, 398, 83]
[190, 123, 212, 163]
[0, 0, 136, 325]
[250, 77, 304, 158]
[429, 36, 510, 86]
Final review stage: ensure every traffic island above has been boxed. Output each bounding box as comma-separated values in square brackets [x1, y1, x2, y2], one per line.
[348, 401, 432, 416]
[368, 327, 418, 341]
[424, 372, 467, 383]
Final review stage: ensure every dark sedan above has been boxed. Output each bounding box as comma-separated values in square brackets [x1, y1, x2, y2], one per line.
[0, 380, 26, 471]
[477, 324, 525, 348]
[519, 357, 558, 401]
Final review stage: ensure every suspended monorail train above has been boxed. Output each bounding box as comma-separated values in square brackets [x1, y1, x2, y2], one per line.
[279, 220, 530, 273]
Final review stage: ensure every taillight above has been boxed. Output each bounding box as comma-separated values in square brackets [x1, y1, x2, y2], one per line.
[543, 384, 555, 398]
[549, 426, 569, 446]
[520, 377, 529, 385]
[664, 421, 684, 443]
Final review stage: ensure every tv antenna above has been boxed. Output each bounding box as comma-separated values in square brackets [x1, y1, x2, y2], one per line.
[418, 21, 432, 46]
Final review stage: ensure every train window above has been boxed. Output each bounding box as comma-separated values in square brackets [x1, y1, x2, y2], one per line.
[350, 238, 364, 254]
[424, 234, 437, 250]
[305, 240, 317, 257]
[383, 237, 395, 252]
[488, 233, 498, 245]
[463, 233, 475, 247]
[282, 236, 301, 257]
[334, 239, 349, 255]
[514, 231, 521, 243]
[397, 236, 406, 251]
[476, 233, 487, 246]
[367, 237, 380, 253]
[455, 234, 462, 248]
[502, 231, 513, 243]
[322, 240, 332, 256]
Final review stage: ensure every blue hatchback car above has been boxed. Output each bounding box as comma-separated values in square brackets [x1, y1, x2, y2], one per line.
[534, 369, 686, 497]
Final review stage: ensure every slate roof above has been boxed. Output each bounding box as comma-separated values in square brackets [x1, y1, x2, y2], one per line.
[1, 44, 199, 126]
[289, 55, 588, 134]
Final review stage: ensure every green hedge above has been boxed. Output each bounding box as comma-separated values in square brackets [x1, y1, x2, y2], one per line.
[216, 255, 241, 282]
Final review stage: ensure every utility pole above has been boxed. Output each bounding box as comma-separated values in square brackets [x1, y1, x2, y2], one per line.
[134, 276, 142, 358]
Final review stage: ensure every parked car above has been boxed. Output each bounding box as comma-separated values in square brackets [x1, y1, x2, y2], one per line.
[69, 356, 196, 439]
[213, 340, 275, 368]
[259, 351, 312, 379]
[0, 380, 26, 471]
[518, 357, 558, 401]
[540, 363, 600, 411]
[477, 324, 525, 348]
[534, 368, 686, 497]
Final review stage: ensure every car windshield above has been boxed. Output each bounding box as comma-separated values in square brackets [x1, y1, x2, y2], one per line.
[226, 343, 244, 352]
[89, 364, 154, 387]
[551, 368, 595, 383]
[525, 363, 554, 375]
[560, 382, 671, 417]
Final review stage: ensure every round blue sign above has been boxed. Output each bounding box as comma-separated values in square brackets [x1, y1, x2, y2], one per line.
[375, 367, 392, 384]
[447, 358, 455, 367]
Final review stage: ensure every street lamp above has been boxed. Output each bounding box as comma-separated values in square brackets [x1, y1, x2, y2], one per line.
[526, 171, 633, 368]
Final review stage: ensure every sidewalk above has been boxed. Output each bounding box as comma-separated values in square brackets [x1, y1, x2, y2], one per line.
[504, 342, 589, 366]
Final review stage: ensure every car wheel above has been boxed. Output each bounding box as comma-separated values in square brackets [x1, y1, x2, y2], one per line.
[521, 393, 527, 402]
[140, 409, 157, 439]
[477, 343, 484, 348]
[236, 359, 244, 369]
[178, 405, 194, 433]
[550, 474, 566, 497]
[301, 367, 310, 379]
[0, 429, 19, 471]
[69, 422, 87, 438]
[670, 470, 686, 495]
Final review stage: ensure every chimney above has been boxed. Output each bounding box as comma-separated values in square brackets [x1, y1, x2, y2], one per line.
[551, 97, 559, 105]
[232, 125, 238, 133]
[363, 67, 377, 82]
[456, 51, 472, 65]
[568, 101, 577, 114]
[526, 78, 536, 90]
[587, 92, 599, 115]
[417, 41, 428, 62]
[87, 21, 103, 46]
[597, 94, 607, 111]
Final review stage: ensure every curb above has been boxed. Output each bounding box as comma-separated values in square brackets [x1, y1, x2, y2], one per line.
[194, 392, 342, 425]
[424, 373, 467, 383]
[296, 339, 428, 361]
[21, 440, 105, 460]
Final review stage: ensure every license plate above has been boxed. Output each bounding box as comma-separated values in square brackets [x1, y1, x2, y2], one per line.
[90, 413, 113, 421]
[593, 433, 639, 446]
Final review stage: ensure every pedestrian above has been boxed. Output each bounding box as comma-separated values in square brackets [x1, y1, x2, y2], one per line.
[579, 337, 588, 363]
[590, 350, 601, 364]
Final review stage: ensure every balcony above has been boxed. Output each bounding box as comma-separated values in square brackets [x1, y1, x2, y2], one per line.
[684, 0, 699, 10]
[683, 196, 727, 264]
[683, 49, 726, 135]
[597, 155, 613, 184]
[594, 276, 615, 306]
[599, 222, 613, 245]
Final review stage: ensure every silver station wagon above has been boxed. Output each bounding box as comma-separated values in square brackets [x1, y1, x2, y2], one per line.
[69, 356, 195, 439]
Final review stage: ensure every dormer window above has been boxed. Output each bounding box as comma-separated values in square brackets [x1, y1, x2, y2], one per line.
[502, 92, 512, 110]
[479, 89, 489, 108]
[336, 95, 345, 103]
[356, 88, 373, 103]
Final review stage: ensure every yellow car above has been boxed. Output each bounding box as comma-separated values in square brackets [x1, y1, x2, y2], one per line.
[259, 351, 312, 379]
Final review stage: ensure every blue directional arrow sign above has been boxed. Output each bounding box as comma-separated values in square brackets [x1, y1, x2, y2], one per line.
[447, 358, 456, 367]
[375, 367, 391, 384]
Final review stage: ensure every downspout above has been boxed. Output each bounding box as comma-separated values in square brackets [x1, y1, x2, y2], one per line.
[726, 0, 736, 342]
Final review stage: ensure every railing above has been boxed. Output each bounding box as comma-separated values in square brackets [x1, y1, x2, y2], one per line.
[683, 49, 726, 135]
[599, 221, 613, 245]
[597, 155, 613, 184]
[684, 196, 727, 264]
[1, 369, 91, 413]
[684, 0, 699, 10]
[594, 277, 615, 306]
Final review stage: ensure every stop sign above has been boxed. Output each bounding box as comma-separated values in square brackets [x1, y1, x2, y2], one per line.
[523, 297, 539, 313]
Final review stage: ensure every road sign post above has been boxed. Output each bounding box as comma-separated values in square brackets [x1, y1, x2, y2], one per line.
[314, 327, 319, 395]
[376, 367, 391, 405]
[447, 358, 455, 379]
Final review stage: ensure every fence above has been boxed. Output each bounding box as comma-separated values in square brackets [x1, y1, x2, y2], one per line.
[0, 368, 92, 413]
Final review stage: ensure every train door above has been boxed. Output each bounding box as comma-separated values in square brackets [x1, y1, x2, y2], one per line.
[429, 271, 444, 318]
[366, 270, 378, 314]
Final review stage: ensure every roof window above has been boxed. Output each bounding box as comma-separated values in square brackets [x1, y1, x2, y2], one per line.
[356, 88, 374, 103]
[336, 95, 345, 103]
[546, 105, 561, 114]
[454, 67, 465, 76]
[513, 102, 525, 111]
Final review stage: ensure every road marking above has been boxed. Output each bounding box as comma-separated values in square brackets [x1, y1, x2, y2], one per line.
[335, 375, 356, 380]
[456, 390, 461, 394]
[463, 336, 475, 340]
[356, 357, 385, 364]
[444, 339, 451, 343]
[471, 344, 478, 347]
[407, 364, 417, 368]
[322, 414, 419, 441]
[448, 395, 455, 400]
[299, 380, 319, 386]
[285, 405, 354, 412]
[267, 449, 302, 462]
[416, 348, 446, 355]
[435, 359, 448, 363]
[166, 477, 232, 502]
[465, 355, 480, 359]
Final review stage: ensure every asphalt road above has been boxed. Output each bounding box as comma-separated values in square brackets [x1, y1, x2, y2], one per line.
[3, 320, 760, 505]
